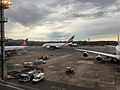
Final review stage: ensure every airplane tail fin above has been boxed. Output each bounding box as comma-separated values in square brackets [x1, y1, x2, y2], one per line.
[21, 38, 28, 46]
[67, 35, 75, 43]
[63, 35, 75, 46]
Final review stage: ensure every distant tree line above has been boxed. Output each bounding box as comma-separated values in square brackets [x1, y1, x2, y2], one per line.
[74, 41, 118, 46]
[0, 38, 118, 46]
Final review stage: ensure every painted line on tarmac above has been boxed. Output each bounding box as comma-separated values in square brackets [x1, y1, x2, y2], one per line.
[46, 54, 71, 65]
[0, 82, 24, 90]
[0, 80, 40, 90]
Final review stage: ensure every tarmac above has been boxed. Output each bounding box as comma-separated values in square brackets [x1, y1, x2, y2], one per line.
[1, 46, 120, 90]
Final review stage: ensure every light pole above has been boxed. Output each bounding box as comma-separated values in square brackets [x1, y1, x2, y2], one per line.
[0, 0, 11, 80]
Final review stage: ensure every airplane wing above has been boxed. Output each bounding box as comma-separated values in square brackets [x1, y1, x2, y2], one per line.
[75, 48, 117, 59]
[104, 45, 116, 48]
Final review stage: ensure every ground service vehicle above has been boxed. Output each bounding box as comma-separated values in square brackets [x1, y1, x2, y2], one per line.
[66, 67, 75, 74]
[32, 73, 45, 83]
[34, 59, 46, 65]
[23, 62, 34, 68]
[19, 70, 40, 82]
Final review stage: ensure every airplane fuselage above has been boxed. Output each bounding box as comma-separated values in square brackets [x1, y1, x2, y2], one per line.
[42, 35, 75, 49]
[5, 46, 27, 51]
[42, 43, 65, 49]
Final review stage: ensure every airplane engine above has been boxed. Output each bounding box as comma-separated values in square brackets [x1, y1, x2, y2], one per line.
[83, 52, 88, 57]
[46, 46, 50, 48]
[96, 55, 102, 62]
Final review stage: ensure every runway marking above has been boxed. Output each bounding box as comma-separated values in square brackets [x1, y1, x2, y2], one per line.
[51, 86, 65, 90]
[77, 60, 94, 64]
[46, 54, 71, 65]
[0, 82, 24, 90]
[0, 80, 40, 90]
[78, 77, 96, 82]
[29, 52, 36, 53]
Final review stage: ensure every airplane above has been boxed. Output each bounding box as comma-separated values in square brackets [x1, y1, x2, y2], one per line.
[0, 38, 28, 56]
[42, 35, 75, 49]
[75, 36, 120, 62]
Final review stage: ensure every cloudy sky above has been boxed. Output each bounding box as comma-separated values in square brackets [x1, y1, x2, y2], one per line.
[4, 0, 120, 41]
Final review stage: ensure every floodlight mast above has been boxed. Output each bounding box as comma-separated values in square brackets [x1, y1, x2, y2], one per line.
[0, 0, 11, 80]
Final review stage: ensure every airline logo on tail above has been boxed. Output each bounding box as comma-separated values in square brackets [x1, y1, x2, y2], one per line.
[64, 35, 75, 46]
[22, 38, 28, 46]
[67, 35, 75, 43]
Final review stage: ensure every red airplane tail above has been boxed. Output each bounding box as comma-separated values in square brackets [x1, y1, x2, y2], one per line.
[21, 38, 28, 46]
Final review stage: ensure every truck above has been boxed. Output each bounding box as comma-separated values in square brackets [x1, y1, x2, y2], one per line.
[19, 70, 40, 82]
[32, 73, 45, 83]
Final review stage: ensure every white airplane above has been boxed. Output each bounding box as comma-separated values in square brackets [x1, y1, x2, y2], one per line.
[75, 37, 120, 62]
[0, 38, 28, 56]
[42, 35, 75, 49]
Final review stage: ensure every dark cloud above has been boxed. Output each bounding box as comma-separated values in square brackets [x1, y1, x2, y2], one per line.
[5, 0, 120, 41]
[93, 11, 105, 17]
[48, 32, 70, 40]
[5, 0, 119, 27]
[5, 0, 53, 26]
[48, 0, 119, 20]
[75, 0, 117, 6]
